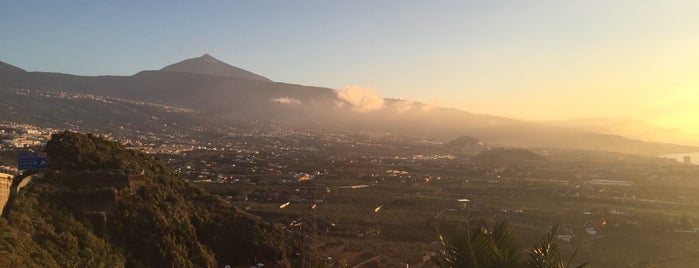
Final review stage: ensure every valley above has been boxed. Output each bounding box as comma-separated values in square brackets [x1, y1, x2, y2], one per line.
[1, 120, 697, 267]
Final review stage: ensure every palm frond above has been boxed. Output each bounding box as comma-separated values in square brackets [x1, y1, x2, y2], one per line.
[433, 220, 586, 268]
[526, 223, 563, 268]
[488, 220, 522, 266]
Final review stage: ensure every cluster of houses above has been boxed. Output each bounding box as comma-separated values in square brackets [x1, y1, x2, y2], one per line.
[0, 123, 55, 148]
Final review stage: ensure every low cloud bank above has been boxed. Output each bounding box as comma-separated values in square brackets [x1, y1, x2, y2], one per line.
[336, 86, 385, 112]
[270, 97, 302, 105]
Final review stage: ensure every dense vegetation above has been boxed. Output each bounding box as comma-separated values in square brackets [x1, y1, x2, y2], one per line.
[433, 220, 586, 268]
[0, 131, 298, 267]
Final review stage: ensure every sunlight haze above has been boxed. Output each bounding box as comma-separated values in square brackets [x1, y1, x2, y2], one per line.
[3, 2, 699, 267]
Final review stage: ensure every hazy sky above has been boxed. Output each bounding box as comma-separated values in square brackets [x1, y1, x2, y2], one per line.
[2, 1, 698, 143]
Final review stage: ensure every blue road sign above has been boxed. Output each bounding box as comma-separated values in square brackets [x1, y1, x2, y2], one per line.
[18, 152, 47, 170]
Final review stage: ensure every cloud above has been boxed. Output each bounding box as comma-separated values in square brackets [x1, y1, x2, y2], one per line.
[270, 97, 301, 105]
[394, 99, 416, 113]
[390, 99, 437, 113]
[421, 102, 436, 112]
[336, 86, 385, 112]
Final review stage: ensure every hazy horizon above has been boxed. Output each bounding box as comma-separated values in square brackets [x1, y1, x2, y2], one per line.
[2, 1, 698, 145]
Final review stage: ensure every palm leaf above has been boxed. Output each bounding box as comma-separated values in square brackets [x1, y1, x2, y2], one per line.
[525, 223, 588, 268]
[488, 220, 522, 266]
[433, 220, 523, 268]
[433, 219, 587, 268]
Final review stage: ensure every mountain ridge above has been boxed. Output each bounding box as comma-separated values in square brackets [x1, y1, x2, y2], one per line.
[0, 61, 25, 73]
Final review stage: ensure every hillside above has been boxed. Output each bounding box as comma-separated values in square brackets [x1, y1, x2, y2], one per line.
[447, 135, 482, 147]
[0, 61, 25, 73]
[0, 132, 299, 267]
[473, 148, 548, 166]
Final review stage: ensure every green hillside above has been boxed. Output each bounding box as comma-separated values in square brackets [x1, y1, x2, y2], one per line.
[0, 131, 298, 267]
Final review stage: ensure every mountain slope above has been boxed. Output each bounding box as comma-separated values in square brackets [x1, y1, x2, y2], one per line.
[0, 61, 25, 73]
[161, 54, 271, 81]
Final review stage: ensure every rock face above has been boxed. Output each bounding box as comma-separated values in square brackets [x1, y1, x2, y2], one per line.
[0, 173, 13, 216]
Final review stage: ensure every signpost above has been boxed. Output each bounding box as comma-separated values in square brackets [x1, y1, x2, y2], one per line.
[17, 152, 47, 170]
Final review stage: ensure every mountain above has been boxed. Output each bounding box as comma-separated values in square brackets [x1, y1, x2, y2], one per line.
[0, 56, 697, 155]
[447, 135, 484, 147]
[160, 54, 271, 82]
[0, 132, 298, 267]
[0, 61, 25, 73]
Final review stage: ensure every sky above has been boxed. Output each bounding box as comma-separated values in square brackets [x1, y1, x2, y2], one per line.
[1, 1, 698, 144]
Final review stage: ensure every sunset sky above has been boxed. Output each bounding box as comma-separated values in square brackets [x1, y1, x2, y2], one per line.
[2, 1, 698, 144]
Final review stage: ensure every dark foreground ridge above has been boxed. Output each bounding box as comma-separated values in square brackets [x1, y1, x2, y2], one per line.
[0, 131, 298, 267]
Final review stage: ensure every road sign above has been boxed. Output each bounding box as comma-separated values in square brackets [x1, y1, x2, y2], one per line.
[17, 152, 47, 170]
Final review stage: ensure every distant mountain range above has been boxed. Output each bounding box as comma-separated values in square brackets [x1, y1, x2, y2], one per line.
[1, 55, 697, 155]
[542, 117, 699, 147]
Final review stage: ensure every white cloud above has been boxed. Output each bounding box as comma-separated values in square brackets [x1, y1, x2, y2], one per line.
[336, 86, 385, 112]
[270, 97, 301, 105]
